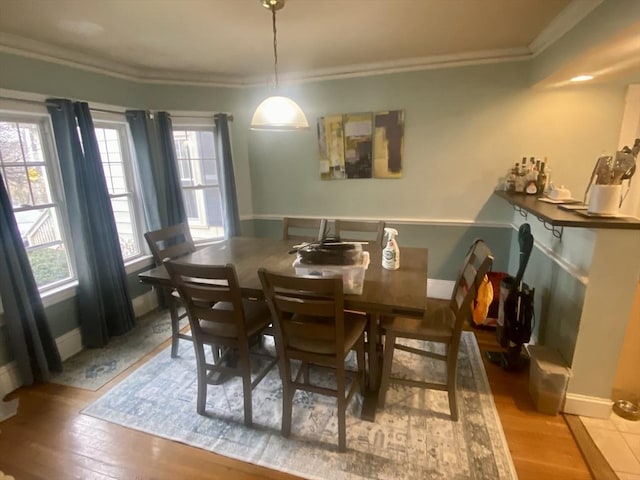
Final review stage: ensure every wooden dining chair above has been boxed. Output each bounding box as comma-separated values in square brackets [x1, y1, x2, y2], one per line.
[144, 222, 196, 358]
[377, 239, 493, 420]
[333, 219, 386, 246]
[165, 261, 277, 426]
[258, 268, 366, 452]
[282, 217, 327, 242]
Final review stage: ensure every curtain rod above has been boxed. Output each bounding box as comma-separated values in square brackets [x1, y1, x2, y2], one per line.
[0, 96, 60, 109]
[0, 96, 124, 114]
[171, 113, 234, 121]
[0, 96, 233, 120]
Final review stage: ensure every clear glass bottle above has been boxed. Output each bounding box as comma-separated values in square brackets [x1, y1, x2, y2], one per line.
[537, 161, 548, 196]
[515, 162, 526, 193]
[506, 165, 517, 193]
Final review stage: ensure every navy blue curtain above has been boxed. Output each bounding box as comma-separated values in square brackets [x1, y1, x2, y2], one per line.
[0, 172, 62, 384]
[156, 112, 187, 227]
[126, 111, 186, 229]
[215, 114, 241, 238]
[47, 99, 135, 347]
[125, 110, 163, 232]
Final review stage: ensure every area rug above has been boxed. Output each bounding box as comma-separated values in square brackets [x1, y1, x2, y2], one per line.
[52, 309, 188, 391]
[82, 331, 517, 479]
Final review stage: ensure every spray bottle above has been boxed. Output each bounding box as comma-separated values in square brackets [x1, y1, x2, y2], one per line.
[382, 228, 400, 270]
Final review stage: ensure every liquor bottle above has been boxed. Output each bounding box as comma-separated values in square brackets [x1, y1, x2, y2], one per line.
[521, 157, 528, 176]
[536, 161, 548, 196]
[506, 165, 517, 193]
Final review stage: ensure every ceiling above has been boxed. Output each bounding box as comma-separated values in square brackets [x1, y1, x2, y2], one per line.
[0, 0, 631, 86]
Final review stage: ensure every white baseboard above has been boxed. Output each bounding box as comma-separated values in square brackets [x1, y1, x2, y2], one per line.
[132, 289, 159, 317]
[427, 279, 455, 300]
[563, 392, 613, 418]
[55, 327, 83, 361]
[0, 361, 21, 396]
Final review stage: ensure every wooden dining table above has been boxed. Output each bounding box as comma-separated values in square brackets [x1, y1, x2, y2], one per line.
[138, 236, 428, 421]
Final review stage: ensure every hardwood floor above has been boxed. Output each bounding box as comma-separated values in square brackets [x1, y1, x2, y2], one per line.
[0, 327, 592, 479]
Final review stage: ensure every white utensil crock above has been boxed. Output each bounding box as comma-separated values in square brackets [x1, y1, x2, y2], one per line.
[587, 184, 622, 215]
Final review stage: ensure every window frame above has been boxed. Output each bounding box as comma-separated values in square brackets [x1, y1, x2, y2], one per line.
[0, 107, 77, 295]
[92, 115, 147, 265]
[171, 115, 225, 244]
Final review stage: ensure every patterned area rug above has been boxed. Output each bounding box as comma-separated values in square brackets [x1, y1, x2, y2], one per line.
[52, 310, 188, 391]
[82, 331, 516, 479]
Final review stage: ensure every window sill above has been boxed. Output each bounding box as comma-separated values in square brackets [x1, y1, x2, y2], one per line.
[125, 255, 155, 274]
[41, 281, 79, 308]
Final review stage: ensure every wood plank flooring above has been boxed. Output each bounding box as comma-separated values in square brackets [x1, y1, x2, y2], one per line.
[0, 327, 592, 479]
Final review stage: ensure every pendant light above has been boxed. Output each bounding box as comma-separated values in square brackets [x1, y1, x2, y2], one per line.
[250, 0, 309, 131]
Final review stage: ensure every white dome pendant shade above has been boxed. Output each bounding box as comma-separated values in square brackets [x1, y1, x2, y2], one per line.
[250, 0, 309, 131]
[250, 95, 309, 131]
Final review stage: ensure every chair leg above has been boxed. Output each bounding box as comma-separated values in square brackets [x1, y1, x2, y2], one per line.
[282, 366, 296, 437]
[169, 299, 180, 358]
[336, 364, 347, 452]
[356, 337, 366, 395]
[377, 331, 396, 408]
[239, 346, 253, 427]
[446, 345, 459, 421]
[194, 342, 208, 415]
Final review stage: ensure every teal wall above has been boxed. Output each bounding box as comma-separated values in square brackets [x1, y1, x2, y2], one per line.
[531, 0, 640, 85]
[246, 63, 626, 223]
[505, 223, 587, 366]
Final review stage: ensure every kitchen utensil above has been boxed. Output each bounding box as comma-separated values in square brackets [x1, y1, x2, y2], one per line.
[622, 163, 636, 180]
[611, 151, 636, 184]
[595, 155, 613, 184]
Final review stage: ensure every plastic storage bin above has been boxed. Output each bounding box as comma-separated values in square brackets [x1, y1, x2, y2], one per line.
[526, 344, 571, 415]
[292, 251, 370, 295]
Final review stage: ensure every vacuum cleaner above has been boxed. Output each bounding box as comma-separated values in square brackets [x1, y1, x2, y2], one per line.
[486, 223, 535, 371]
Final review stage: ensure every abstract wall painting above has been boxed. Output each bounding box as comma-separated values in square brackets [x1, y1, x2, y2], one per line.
[317, 110, 403, 180]
[343, 112, 373, 179]
[374, 110, 404, 179]
[317, 115, 345, 180]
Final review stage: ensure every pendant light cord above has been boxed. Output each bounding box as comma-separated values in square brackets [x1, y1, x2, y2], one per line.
[271, 6, 279, 88]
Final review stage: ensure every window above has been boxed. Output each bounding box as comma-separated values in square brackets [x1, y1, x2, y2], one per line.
[172, 127, 224, 241]
[0, 116, 74, 290]
[94, 122, 143, 260]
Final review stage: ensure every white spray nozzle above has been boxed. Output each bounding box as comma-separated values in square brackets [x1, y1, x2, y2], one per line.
[384, 228, 398, 239]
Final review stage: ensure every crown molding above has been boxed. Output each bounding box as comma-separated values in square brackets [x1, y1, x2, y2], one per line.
[529, 0, 603, 56]
[245, 48, 532, 86]
[0, 0, 601, 90]
[0, 32, 245, 88]
[1, 32, 531, 88]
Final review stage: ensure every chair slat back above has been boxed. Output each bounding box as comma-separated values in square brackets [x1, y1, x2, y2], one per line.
[449, 240, 494, 331]
[145, 223, 195, 265]
[283, 217, 327, 242]
[165, 261, 247, 337]
[258, 269, 345, 349]
[333, 219, 385, 245]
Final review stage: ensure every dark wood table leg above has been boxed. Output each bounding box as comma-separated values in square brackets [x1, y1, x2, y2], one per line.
[361, 313, 382, 421]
